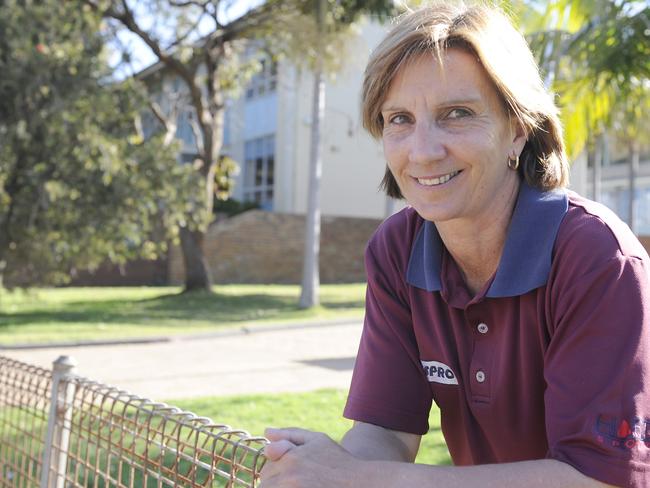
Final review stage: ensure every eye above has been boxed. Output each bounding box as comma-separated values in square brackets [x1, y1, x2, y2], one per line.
[446, 108, 473, 119]
[387, 113, 412, 125]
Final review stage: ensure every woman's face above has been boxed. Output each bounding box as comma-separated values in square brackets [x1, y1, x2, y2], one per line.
[381, 49, 526, 224]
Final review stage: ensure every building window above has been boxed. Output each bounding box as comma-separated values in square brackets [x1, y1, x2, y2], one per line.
[141, 111, 159, 140]
[243, 135, 275, 210]
[180, 153, 198, 164]
[602, 186, 650, 235]
[245, 58, 278, 100]
[175, 109, 196, 147]
[223, 105, 232, 147]
[637, 188, 650, 235]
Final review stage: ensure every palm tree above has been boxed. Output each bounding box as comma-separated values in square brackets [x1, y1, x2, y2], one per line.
[527, 0, 648, 160]
[526, 0, 648, 215]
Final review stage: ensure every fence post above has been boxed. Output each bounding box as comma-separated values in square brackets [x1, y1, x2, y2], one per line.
[40, 356, 77, 488]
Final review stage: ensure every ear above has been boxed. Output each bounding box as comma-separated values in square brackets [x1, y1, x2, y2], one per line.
[510, 119, 528, 157]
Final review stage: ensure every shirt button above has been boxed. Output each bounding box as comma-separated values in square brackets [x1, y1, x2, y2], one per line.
[476, 370, 486, 383]
[477, 323, 489, 334]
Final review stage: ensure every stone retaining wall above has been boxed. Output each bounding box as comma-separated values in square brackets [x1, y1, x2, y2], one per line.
[69, 213, 650, 286]
[167, 210, 383, 284]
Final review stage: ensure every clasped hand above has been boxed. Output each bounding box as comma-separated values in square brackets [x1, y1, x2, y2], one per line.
[260, 427, 359, 488]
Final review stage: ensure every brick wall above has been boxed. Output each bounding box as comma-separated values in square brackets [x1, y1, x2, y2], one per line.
[67, 216, 650, 287]
[70, 259, 168, 286]
[168, 210, 383, 284]
[165, 217, 650, 286]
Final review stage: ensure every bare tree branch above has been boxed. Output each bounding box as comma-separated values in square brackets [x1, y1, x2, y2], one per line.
[217, 0, 283, 44]
[85, 0, 208, 134]
[187, 110, 205, 155]
[148, 82, 187, 147]
[149, 100, 170, 129]
[209, 0, 220, 28]
[133, 113, 144, 140]
[164, 15, 204, 51]
[168, 0, 209, 7]
[80, 0, 289, 291]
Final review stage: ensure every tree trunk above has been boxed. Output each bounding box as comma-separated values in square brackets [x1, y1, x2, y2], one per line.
[628, 141, 640, 234]
[179, 226, 213, 292]
[179, 46, 225, 294]
[299, 0, 326, 309]
[299, 62, 325, 309]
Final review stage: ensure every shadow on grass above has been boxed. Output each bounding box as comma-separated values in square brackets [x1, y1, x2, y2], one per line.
[0, 290, 364, 329]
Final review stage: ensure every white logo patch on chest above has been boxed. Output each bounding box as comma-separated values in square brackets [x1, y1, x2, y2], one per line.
[421, 360, 459, 385]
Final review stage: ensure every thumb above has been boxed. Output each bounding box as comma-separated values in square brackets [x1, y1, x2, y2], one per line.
[265, 427, 317, 445]
[263, 439, 296, 461]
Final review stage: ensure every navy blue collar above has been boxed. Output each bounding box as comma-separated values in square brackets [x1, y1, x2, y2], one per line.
[406, 182, 569, 297]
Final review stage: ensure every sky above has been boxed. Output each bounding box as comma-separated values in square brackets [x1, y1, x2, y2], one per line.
[109, 0, 265, 78]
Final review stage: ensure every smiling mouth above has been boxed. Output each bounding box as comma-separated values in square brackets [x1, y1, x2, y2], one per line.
[416, 170, 461, 187]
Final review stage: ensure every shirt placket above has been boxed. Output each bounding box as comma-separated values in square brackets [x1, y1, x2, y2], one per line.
[465, 304, 493, 403]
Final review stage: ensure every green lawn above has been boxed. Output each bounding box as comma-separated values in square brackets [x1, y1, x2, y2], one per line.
[170, 389, 452, 467]
[0, 284, 366, 345]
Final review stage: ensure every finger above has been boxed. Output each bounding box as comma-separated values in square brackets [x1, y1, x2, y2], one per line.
[263, 439, 296, 461]
[265, 427, 317, 445]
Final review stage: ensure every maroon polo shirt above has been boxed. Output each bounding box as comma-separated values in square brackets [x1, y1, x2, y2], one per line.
[344, 183, 650, 487]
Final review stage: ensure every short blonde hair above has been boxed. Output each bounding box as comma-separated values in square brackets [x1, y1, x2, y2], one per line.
[362, 2, 569, 197]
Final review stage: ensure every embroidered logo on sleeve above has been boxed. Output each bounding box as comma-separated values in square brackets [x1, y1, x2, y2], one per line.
[421, 360, 459, 385]
[595, 414, 650, 450]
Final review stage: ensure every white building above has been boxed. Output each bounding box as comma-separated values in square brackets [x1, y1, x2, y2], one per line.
[154, 18, 397, 221]
[570, 149, 650, 235]
[147, 18, 649, 231]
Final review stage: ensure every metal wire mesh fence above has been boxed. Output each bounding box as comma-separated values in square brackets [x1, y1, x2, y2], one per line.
[0, 355, 267, 487]
[0, 357, 51, 487]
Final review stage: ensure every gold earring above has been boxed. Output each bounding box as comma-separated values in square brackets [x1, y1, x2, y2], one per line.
[508, 154, 519, 170]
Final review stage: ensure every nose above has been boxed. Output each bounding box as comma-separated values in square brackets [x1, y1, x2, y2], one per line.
[408, 122, 446, 165]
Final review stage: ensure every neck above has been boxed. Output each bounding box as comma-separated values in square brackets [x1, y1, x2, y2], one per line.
[437, 178, 521, 295]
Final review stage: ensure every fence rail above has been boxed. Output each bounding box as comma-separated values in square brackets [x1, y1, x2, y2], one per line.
[0, 355, 267, 487]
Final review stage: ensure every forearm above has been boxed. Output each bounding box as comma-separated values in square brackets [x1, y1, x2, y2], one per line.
[355, 459, 614, 488]
[341, 422, 419, 462]
[261, 427, 614, 488]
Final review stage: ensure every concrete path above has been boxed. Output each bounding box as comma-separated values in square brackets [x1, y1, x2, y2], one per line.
[1, 321, 363, 401]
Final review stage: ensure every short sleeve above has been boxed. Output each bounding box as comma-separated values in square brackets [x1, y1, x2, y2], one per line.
[545, 254, 650, 487]
[343, 240, 432, 435]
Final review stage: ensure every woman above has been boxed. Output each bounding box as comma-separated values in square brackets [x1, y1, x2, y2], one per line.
[261, 3, 650, 487]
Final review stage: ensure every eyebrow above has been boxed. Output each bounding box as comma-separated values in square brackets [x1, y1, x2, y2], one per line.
[380, 97, 483, 113]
